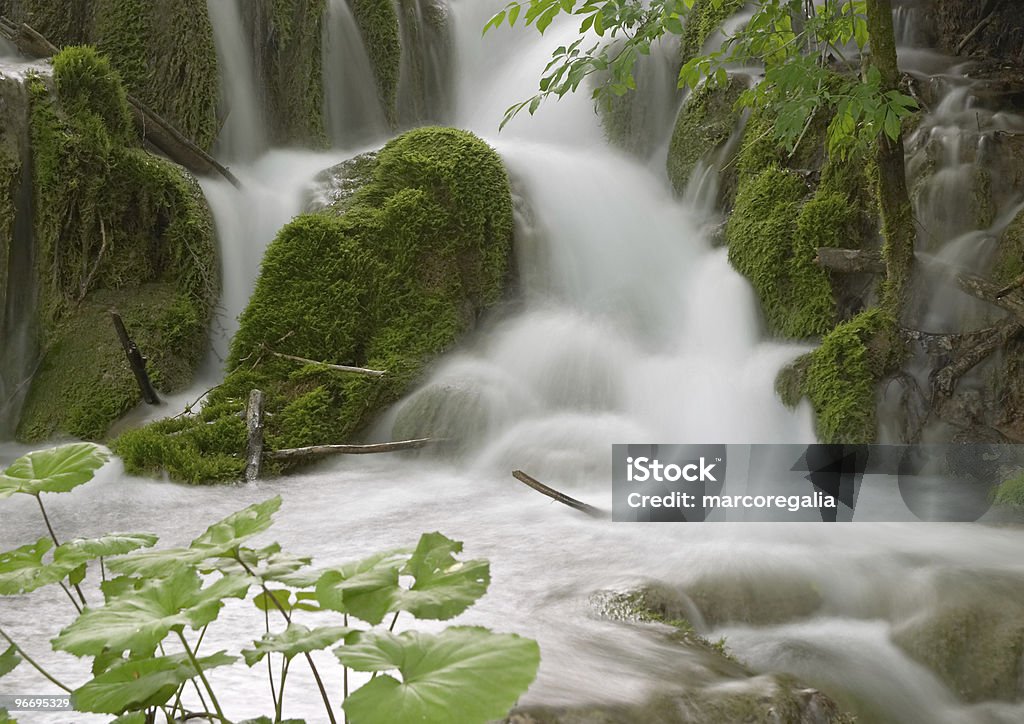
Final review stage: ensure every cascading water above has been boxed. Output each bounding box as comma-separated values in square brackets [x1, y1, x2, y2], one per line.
[395, 0, 453, 125]
[322, 0, 389, 146]
[4, 2, 1024, 723]
[206, 0, 268, 161]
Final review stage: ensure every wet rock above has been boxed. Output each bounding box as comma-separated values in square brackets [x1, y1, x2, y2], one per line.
[303, 151, 379, 213]
[684, 570, 824, 628]
[891, 568, 1024, 702]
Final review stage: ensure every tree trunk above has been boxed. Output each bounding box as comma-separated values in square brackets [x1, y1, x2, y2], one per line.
[865, 0, 917, 318]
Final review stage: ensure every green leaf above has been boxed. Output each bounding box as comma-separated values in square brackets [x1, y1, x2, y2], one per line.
[337, 627, 540, 724]
[242, 624, 353, 666]
[68, 562, 87, 587]
[190, 496, 282, 551]
[0, 645, 20, 678]
[109, 714, 146, 724]
[52, 567, 249, 657]
[254, 589, 293, 613]
[0, 443, 109, 498]
[0, 538, 77, 595]
[55, 533, 158, 563]
[315, 550, 406, 625]
[396, 533, 490, 621]
[0, 708, 16, 724]
[109, 497, 282, 577]
[71, 651, 235, 714]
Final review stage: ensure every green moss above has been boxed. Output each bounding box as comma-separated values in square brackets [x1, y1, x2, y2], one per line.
[116, 127, 514, 483]
[6, 0, 220, 150]
[680, 0, 744, 63]
[992, 208, 1024, 285]
[264, 0, 328, 146]
[666, 75, 747, 202]
[17, 47, 217, 441]
[352, 0, 402, 126]
[994, 471, 1024, 508]
[798, 308, 898, 444]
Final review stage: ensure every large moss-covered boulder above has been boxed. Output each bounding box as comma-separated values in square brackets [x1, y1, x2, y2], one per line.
[116, 126, 514, 483]
[1, 0, 220, 150]
[15, 47, 218, 441]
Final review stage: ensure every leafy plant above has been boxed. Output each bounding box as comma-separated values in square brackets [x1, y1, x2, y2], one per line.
[484, 0, 917, 157]
[0, 443, 540, 723]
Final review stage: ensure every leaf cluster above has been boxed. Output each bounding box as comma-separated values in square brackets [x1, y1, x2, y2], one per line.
[0, 444, 540, 723]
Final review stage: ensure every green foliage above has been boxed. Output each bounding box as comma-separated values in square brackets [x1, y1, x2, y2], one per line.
[352, 0, 402, 125]
[993, 472, 1024, 509]
[117, 127, 514, 483]
[337, 627, 541, 724]
[0, 442, 109, 497]
[487, 0, 917, 155]
[0, 443, 540, 723]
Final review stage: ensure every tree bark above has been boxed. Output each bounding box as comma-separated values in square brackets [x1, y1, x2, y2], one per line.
[244, 389, 265, 483]
[110, 311, 160, 405]
[865, 0, 917, 317]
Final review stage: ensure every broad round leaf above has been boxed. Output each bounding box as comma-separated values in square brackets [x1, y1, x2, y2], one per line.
[0, 443, 109, 497]
[397, 532, 490, 620]
[0, 645, 20, 678]
[337, 627, 540, 724]
[55, 533, 159, 563]
[71, 651, 235, 714]
[315, 550, 407, 625]
[0, 538, 77, 595]
[190, 496, 282, 550]
[53, 568, 249, 657]
[242, 624, 353, 666]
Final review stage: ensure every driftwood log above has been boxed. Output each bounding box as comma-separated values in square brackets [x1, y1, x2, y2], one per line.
[511, 470, 606, 518]
[0, 19, 241, 188]
[815, 248, 886, 274]
[267, 438, 436, 462]
[110, 311, 160, 405]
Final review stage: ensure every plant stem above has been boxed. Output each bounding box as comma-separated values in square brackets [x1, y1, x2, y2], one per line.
[176, 630, 226, 723]
[275, 657, 290, 723]
[58, 581, 82, 614]
[0, 625, 72, 692]
[232, 552, 336, 724]
[264, 603, 278, 715]
[35, 494, 88, 607]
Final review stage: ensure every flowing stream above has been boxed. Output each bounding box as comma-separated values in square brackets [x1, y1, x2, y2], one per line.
[3, 2, 1024, 723]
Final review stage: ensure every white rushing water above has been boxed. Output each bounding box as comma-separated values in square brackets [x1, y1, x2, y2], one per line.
[3, 2, 1024, 723]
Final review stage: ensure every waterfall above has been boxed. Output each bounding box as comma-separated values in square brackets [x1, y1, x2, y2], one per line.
[206, 0, 268, 161]
[395, 0, 453, 125]
[322, 0, 389, 147]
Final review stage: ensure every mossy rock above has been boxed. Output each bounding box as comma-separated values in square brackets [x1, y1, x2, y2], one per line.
[779, 309, 900, 444]
[391, 380, 491, 454]
[116, 126, 514, 483]
[891, 568, 1024, 702]
[993, 470, 1024, 508]
[352, 0, 402, 126]
[992, 207, 1024, 286]
[16, 47, 217, 441]
[682, 572, 824, 628]
[679, 0, 745, 64]
[3, 0, 220, 150]
[666, 75, 747, 205]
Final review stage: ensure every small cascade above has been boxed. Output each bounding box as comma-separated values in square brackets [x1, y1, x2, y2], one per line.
[395, 0, 453, 125]
[0, 61, 48, 438]
[322, 0, 389, 147]
[206, 0, 268, 161]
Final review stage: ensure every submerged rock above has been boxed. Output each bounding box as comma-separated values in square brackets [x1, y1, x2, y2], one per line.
[506, 585, 854, 724]
[116, 126, 515, 483]
[891, 568, 1024, 702]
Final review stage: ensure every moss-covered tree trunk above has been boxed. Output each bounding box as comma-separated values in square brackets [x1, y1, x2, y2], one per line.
[866, 0, 916, 318]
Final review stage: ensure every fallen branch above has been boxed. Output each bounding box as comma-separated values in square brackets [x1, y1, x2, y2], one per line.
[957, 271, 1024, 323]
[511, 470, 606, 519]
[268, 438, 435, 462]
[265, 348, 386, 377]
[110, 311, 160, 405]
[956, 8, 997, 55]
[244, 389, 265, 483]
[815, 248, 886, 274]
[995, 272, 1024, 299]
[931, 318, 1023, 397]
